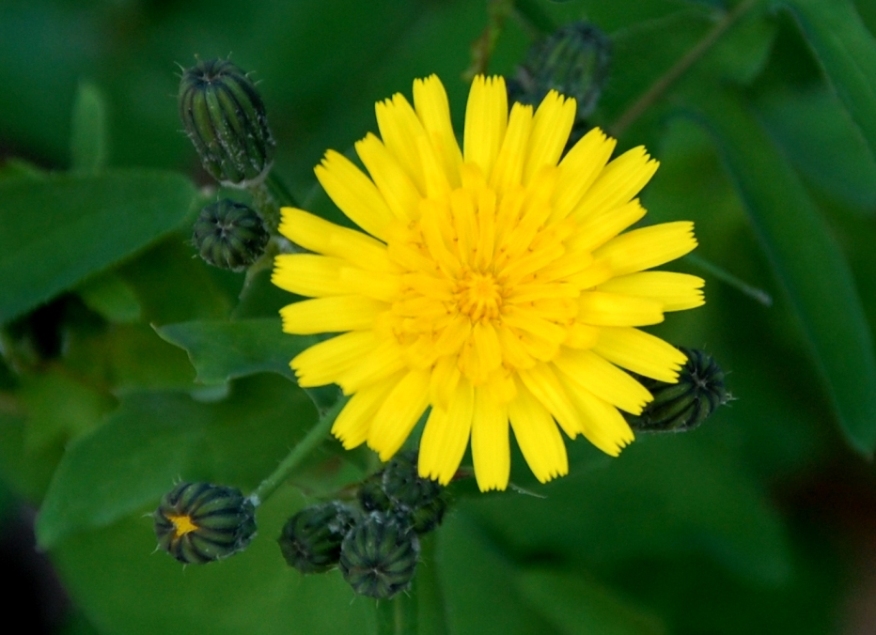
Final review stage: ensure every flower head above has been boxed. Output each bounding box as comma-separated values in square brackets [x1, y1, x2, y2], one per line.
[273, 75, 703, 491]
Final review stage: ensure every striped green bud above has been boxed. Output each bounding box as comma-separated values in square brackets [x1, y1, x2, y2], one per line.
[179, 58, 275, 187]
[626, 348, 729, 433]
[192, 199, 269, 271]
[357, 450, 448, 535]
[154, 482, 256, 564]
[509, 21, 611, 121]
[278, 502, 359, 574]
[340, 512, 420, 599]
[382, 450, 447, 534]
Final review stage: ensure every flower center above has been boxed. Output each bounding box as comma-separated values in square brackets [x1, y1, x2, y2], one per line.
[167, 513, 199, 538]
[457, 271, 502, 322]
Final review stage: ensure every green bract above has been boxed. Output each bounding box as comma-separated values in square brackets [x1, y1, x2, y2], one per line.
[626, 348, 729, 433]
[179, 59, 275, 187]
[192, 199, 269, 271]
[339, 512, 420, 599]
[154, 482, 257, 564]
[278, 502, 359, 574]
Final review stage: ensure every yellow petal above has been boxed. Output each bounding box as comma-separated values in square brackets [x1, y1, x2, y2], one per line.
[523, 91, 576, 185]
[335, 338, 406, 393]
[573, 146, 658, 218]
[314, 150, 395, 240]
[278, 207, 393, 272]
[518, 363, 584, 439]
[419, 379, 474, 484]
[273, 254, 345, 297]
[560, 379, 635, 456]
[367, 370, 431, 460]
[508, 380, 568, 483]
[332, 375, 401, 449]
[489, 102, 533, 192]
[593, 221, 697, 277]
[280, 296, 386, 334]
[356, 133, 421, 222]
[292, 331, 377, 387]
[464, 75, 508, 180]
[597, 271, 705, 311]
[413, 74, 462, 187]
[592, 327, 687, 382]
[375, 92, 427, 192]
[552, 127, 616, 221]
[470, 388, 510, 491]
[553, 348, 652, 414]
[566, 199, 647, 254]
[578, 291, 665, 326]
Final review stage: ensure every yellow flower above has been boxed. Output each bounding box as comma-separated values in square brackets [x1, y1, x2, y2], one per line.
[273, 75, 703, 491]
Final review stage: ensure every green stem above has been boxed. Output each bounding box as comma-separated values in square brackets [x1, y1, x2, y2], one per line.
[511, 0, 557, 38]
[685, 253, 773, 306]
[610, 0, 759, 137]
[248, 396, 347, 506]
[416, 535, 448, 635]
[266, 171, 299, 208]
[251, 181, 280, 233]
[376, 590, 418, 635]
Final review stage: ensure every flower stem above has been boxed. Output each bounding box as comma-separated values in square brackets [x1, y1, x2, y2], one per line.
[610, 0, 759, 137]
[685, 253, 773, 307]
[250, 181, 280, 233]
[248, 396, 347, 506]
[376, 590, 418, 635]
[416, 535, 448, 635]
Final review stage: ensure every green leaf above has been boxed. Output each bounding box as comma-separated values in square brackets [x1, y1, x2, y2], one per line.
[77, 271, 142, 323]
[437, 513, 553, 635]
[782, 0, 876, 160]
[755, 86, 876, 210]
[118, 238, 234, 325]
[70, 81, 109, 172]
[36, 374, 317, 549]
[0, 170, 198, 324]
[50, 488, 376, 635]
[35, 393, 205, 549]
[466, 436, 791, 585]
[693, 89, 876, 453]
[156, 318, 339, 414]
[515, 568, 664, 635]
[19, 369, 115, 453]
[155, 319, 318, 385]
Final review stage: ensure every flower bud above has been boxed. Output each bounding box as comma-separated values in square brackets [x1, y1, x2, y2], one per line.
[154, 482, 256, 564]
[278, 502, 359, 574]
[357, 451, 448, 534]
[179, 58, 275, 187]
[508, 21, 611, 120]
[340, 512, 420, 599]
[192, 199, 269, 271]
[357, 472, 391, 513]
[381, 451, 447, 534]
[626, 348, 729, 433]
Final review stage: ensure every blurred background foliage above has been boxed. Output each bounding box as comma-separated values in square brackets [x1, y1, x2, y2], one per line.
[2, 0, 876, 633]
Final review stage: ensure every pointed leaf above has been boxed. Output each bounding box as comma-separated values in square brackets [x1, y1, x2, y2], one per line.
[782, 0, 876, 160]
[70, 81, 109, 172]
[155, 319, 318, 385]
[694, 89, 876, 453]
[0, 170, 198, 323]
